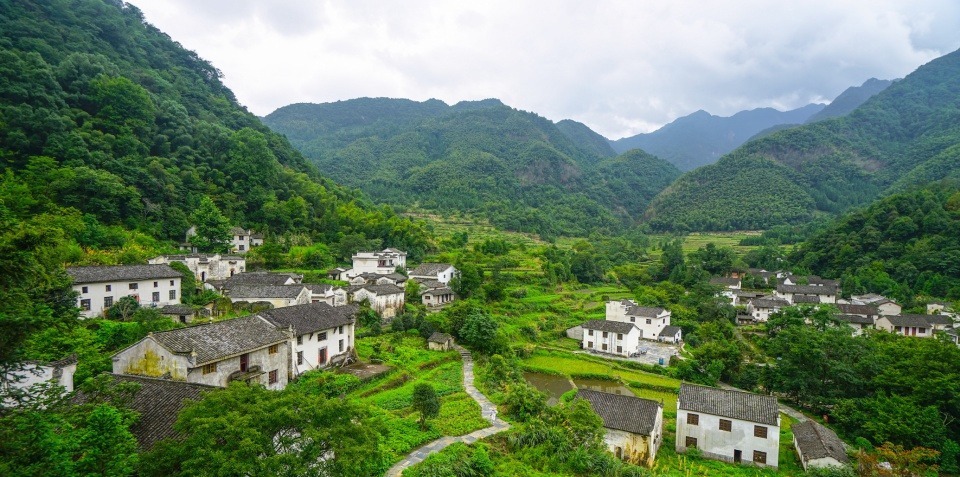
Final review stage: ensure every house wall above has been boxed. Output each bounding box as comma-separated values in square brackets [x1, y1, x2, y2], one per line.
[632, 313, 670, 340]
[291, 323, 355, 376]
[793, 436, 845, 470]
[6, 362, 77, 395]
[185, 344, 289, 390]
[230, 288, 310, 309]
[231, 233, 250, 254]
[878, 303, 901, 315]
[352, 253, 406, 275]
[876, 318, 932, 338]
[149, 255, 245, 282]
[603, 406, 663, 467]
[411, 266, 456, 285]
[354, 289, 405, 318]
[76, 277, 181, 318]
[748, 305, 777, 322]
[676, 409, 780, 468]
[581, 328, 641, 356]
[422, 291, 455, 307]
[113, 338, 189, 380]
[428, 340, 451, 351]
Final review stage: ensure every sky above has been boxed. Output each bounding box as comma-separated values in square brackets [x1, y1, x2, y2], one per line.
[133, 1, 960, 139]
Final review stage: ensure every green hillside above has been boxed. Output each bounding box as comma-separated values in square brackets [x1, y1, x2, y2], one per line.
[646, 47, 960, 231]
[264, 98, 680, 239]
[0, 0, 429, 255]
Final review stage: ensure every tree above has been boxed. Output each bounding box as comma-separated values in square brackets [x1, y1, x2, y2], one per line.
[105, 295, 140, 321]
[189, 196, 231, 253]
[411, 383, 440, 430]
[458, 311, 501, 354]
[450, 262, 483, 299]
[405, 280, 422, 307]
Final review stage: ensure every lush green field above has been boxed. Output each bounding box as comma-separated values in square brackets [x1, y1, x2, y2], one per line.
[521, 349, 680, 391]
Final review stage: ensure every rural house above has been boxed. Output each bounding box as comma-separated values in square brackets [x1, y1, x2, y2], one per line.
[606, 300, 673, 341]
[305, 284, 348, 307]
[676, 383, 781, 468]
[259, 302, 358, 377]
[428, 332, 454, 351]
[149, 254, 246, 282]
[420, 286, 456, 308]
[775, 284, 837, 305]
[160, 304, 198, 324]
[349, 283, 405, 318]
[182, 226, 262, 254]
[222, 284, 311, 309]
[409, 263, 457, 285]
[581, 320, 642, 356]
[111, 315, 291, 389]
[3, 355, 77, 405]
[792, 420, 849, 471]
[876, 314, 954, 338]
[850, 294, 902, 315]
[67, 265, 183, 318]
[576, 389, 664, 467]
[745, 296, 790, 323]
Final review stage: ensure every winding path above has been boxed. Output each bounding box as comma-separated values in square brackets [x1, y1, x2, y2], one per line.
[384, 345, 510, 477]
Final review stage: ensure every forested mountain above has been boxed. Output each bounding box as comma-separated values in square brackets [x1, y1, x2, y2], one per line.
[790, 184, 960, 303]
[646, 47, 960, 231]
[608, 104, 825, 171]
[264, 98, 680, 239]
[0, 0, 429, 255]
[805, 78, 895, 123]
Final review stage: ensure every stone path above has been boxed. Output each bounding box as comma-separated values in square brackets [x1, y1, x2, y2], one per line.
[384, 345, 510, 477]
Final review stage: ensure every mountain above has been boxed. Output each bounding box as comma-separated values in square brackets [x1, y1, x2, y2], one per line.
[609, 104, 825, 171]
[645, 48, 960, 232]
[264, 98, 680, 239]
[805, 78, 895, 123]
[0, 0, 429, 255]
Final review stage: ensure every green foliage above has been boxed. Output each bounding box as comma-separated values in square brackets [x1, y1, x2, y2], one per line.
[412, 383, 441, 430]
[188, 196, 231, 253]
[457, 310, 504, 355]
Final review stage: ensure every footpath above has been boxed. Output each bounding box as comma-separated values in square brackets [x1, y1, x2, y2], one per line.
[384, 345, 510, 476]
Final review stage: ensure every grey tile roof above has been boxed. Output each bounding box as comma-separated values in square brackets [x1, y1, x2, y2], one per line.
[808, 276, 840, 287]
[410, 263, 453, 276]
[416, 279, 446, 290]
[659, 325, 682, 337]
[793, 295, 821, 304]
[359, 284, 404, 295]
[792, 420, 848, 464]
[225, 284, 307, 299]
[221, 272, 301, 286]
[305, 284, 333, 294]
[678, 383, 779, 426]
[924, 314, 954, 325]
[160, 305, 195, 315]
[67, 264, 183, 284]
[710, 277, 741, 286]
[95, 374, 216, 449]
[777, 284, 837, 295]
[148, 315, 289, 365]
[576, 389, 661, 435]
[751, 296, 790, 308]
[833, 314, 875, 325]
[428, 332, 453, 344]
[836, 304, 878, 316]
[259, 303, 357, 336]
[626, 306, 667, 317]
[422, 287, 454, 296]
[230, 227, 248, 235]
[582, 320, 637, 334]
[882, 314, 934, 327]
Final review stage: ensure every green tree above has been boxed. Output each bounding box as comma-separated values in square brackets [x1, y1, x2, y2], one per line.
[411, 383, 440, 430]
[458, 311, 501, 354]
[189, 196, 232, 253]
[450, 262, 483, 299]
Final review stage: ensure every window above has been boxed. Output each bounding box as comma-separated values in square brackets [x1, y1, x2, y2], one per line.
[685, 436, 697, 449]
[339, 339, 344, 352]
[129, 283, 138, 290]
[81, 286, 88, 293]
[153, 281, 159, 287]
[239, 235, 245, 240]
[617, 333, 623, 340]
[152, 292, 160, 302]
[753, 451, 767, 464]
[337, 326, 343, 334]
[687, 413, 699, 425]
[587, 342, 593, 348]
[719, 419, 732, 431]
[104, 296, 113, 307]
[754, 425, 768, 438]
[202, 363, 217, 374]
[602, 343, 608, 351]
[239, 244, 245, 251]
[106, 285, 112, 292]
[630, 317, 635, 322]
[268, 369, 278, 384]
[297, 351, 303, 365]
[602, 331, 608, 338]
[646, 318, 651, 324]
[80, 299, 91, 311]
[588, 330, 594, 336]
[617, 345, 622, 353]
[239, 353, 249, 372]
[895, 326, 902, 332]
[920, 327, 927, 334]
[318, 332, 327, 340]
[169, 290, 177, 300]
[169, 280, 174, 286]
[269, 344, 278, 354]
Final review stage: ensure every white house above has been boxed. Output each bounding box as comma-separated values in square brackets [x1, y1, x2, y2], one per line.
[851, 294, 902, 316]
[351, 248, 407, 275]
[658, 325, 683, 344]
[831, 315, 874, 336]
[111, 315, 291, 390]
[710, 277, 742, 304]
[676, 383, 781, 468]
[350, 284, 405, 318]
[223, 284, 311, 309]
[876, 314, 953, 338]
[776, 284, 837, 305]
[421, 286, 456, 308]
[746, 296, 790, 323]
[183, 226, 262, 254]
[409, 263, 457, 285]
[577, 389, 664, 467]
[259, 303, 358, 377]
[148, 254, 245, 282]
[581, 320, 642, 356]
[605, 300, 672, 341]
[305, 284, 347, 307]
[792, 420, 849, 471]
[2, 355, 77, 406]
[67, 265, 183, 318]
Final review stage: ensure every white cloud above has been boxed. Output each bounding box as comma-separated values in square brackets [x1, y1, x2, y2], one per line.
[132, 0, 960, 138]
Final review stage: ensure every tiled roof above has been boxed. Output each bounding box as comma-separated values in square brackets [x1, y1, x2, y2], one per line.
[93, 374, 216, 449]
[160, 305, 195, 315]
[422, 287, 454, 296]
[305, 284, 333, 294]
[709, 277, 741, 286]
[225, 284, 307, 299]
[792, 420, 848, 464]
[229, 227, 248, 235]
[428, 332, 453, 344]
[416, 279, 446, 289]
[67, 265, 182, 284]
[659, 325, 682, 337]
[808, 276, 840, 287]
[358, 284, 404, 295]
[882, 314, 933, 327]
[410, 263, 453, 276]
[626, 306, 667, 317]
[576, 389, 661, 435]
[751, 296, 790, 308]
[678, 383, 779, 425]
[793, 295, 821, 304]
[778, 284, 837, 295]
[147, 315, 289, 365]
[833, 314, 875, 325]
[835, 304, 878, 316]
[924, 314, 954, 325]
[259, 302, 357, 336]
[222, 272, 301, 286]
[582, 320, 637, 334]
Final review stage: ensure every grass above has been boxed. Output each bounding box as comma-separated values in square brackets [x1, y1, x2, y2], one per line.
[521, 349, 681, 391]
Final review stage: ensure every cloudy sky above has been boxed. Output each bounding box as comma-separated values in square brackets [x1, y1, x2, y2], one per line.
[133, 1, 960, 139]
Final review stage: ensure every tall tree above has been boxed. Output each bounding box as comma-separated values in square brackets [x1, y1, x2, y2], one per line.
[189, 196, 232, 253]
[411, 383, 440, 431]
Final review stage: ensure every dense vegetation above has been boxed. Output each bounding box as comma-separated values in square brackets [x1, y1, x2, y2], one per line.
[609, 104, 824, 171]
[647, 47, 960, 231]
[263, 98, 681, 239]
[0, 0, 430, 256]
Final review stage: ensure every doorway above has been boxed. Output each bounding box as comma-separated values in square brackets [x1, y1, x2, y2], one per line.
[734, 449, 742, 463]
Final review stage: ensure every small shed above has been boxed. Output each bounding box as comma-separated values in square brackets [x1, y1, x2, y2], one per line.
[160, 304, 196, 324]
[427, 332, 454, 351]
[658, 325, 682, 344]
[793, 420, 849, 470]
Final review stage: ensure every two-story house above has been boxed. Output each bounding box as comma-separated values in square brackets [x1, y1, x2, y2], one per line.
[148, 254, 246, 282]
[676, 383, 781, 468]
[259, 302, 358, 377]
[746, 296, 790, 323]
[581, 320, 642, 356]
[352, 248, 407, 275]
[775, 284, 837, 305]
[577, 389, 664, 467]
[305, 284, 348, 307]
[606, 300, 673, 341]
[409, 263, 457, 285]
[67, 265, 183, 318]
[349, 283, 405, 318]
[111, 315, 291, 389]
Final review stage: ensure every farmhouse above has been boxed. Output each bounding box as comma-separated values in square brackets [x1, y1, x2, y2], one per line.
[792, 420, 849, 471]
[409, 263, 457, 285]
[350, 283, 405, 318]
[223, 284, 311, 309]
[576, 389, 664, 467]
[606, 300, 672, 341]
[427, 332, 455, 351]
[850, 294, 902, 315]
[581, 320, 641, 357]
[831, 314, 875, 335]
[160, 304, 198, 324]
[745, 296, 790, 323]
[421, 286, 456, 308]
[676, 383, 781, 468]
[352, 248, 407, 275]
[67, 265, 183, 318]
[149, 254, 245, 282]
[111, 315, 290, 389]
[259, 303, 358, 376]
[305, 284, 348, 307]
[876, 314, 954, 338]
[775, 284, 837, 304]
